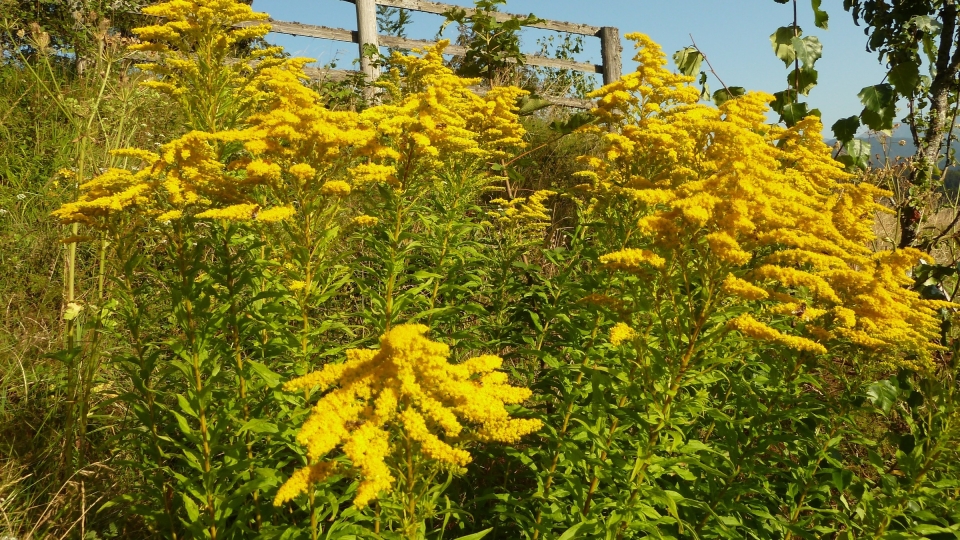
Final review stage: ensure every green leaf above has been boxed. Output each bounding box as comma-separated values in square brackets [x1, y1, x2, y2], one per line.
[788, 66, 818, 95]
[888, 61, 920, 96]
[239, 418, 279, 434]
[781, 101, 811, 127]
[672, 47, 703, 77]
[839, 139, 870, 170]
[811, 0, 829, 29]
[770, 27, 798, 67]
[247, 359, 282, 388]
[858, 83, 896, 131]
[517, 95, 552, 116]
[907, 14, 941, 34]
[831, 116, 860, 143]
[176, 394, 197, 419]
[712, 86, 746, 106]
[549, 112, 595, 135]
[182, 493, 200, 521]
[172, 410, 193, 436]
[557, 523, 586, 540]
[866, 379, 899, 415]
[791, 36, 822, 68]
[453, 528, 493, 540]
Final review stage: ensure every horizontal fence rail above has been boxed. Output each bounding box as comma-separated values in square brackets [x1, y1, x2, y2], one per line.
[249, 0, 622, 108]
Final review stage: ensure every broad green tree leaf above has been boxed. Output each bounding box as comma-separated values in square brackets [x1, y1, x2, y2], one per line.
[839, 138, 870, 170]
[907, 14, 941, 34]
[831, 115, 860, 143]
[788, 66, 818, 95]
[673, 47, 704, 77]
[770, 26, 798, 67]
[811, 0, 829, 29]
[858, 83, 896, 131]
[791, 35, 822, 68]
[776, 97, 812, 127]
[712, 86, 746, 106]
[888, 61, 921, 96]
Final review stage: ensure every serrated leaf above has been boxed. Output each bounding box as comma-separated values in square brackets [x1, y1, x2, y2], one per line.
[247, 359, 281, 388]
[888, 61, 920, 96]
[858, 83, 896, 131]
[780, 101, 811, 127]
[172, 410, 193, 435]
[788, 66, 818, 95]
[811, 0, 828, 29]
[672, 47, 703, 77]
[907, 14, 941, 34]
[791, 35, 822, 68]
[831, 116, 860, 143]
[549, 112, 595, 135]
[176, 394, 197, 419]
[771, 26, 798, 67]
[182, 493, 200, 521]
[842, 139, 870, 170]
[712, 86, 746, 106]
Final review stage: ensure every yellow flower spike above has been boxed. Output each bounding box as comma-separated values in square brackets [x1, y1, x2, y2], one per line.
[273, 462, 337, 506]
[156, 209, 183, 223]
[599, 248, 666, 271]
[255, 205, 296, 223]
[610, 322, 638, 346]
[276, 324, 541, 508]
[195, 203, 258, 222]
[729, 314, 827, 355]
[721, 274, 769, 301]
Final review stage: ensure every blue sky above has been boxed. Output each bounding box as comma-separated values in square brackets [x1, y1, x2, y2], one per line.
[250, 0, 891, 134]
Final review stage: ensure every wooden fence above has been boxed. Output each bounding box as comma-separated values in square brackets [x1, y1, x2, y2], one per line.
[256, 0, 622, 108]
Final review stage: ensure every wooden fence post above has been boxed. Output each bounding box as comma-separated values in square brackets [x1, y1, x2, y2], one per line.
[598, 26, 621, 86]
[355, 0, 380, 91]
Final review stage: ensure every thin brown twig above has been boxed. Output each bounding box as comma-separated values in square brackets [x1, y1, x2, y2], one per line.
[688, 34, 730, 94]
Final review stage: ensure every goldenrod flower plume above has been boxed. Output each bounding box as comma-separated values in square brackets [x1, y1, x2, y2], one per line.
[274, 324, 541, 508]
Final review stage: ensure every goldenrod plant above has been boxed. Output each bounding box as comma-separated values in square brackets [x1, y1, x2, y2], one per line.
[3, 0, 959, 537]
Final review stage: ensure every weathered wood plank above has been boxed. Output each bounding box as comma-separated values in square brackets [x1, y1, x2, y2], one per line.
[258, 19, 356, 42]
[342, 0, 603, 36]
[261, 22, 602, 74]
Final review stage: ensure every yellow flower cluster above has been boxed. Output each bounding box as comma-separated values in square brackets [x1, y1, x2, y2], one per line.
[275, 324, 541, 508]
[721, 274, 769, 301]
[352, 215, 379, 227]
[51, 165, 154, 226]
[243, 57, 385, 203]
[487, 190, 556, 239]
[362, 41, 528, 179]
[130, 0, 282, 116]
[54, 4, 532, 230]
[599, 248, 665, 271]
[729, 314, 827, 355]
[580, 33, 950, 368]
[610, 322, 638, 346]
